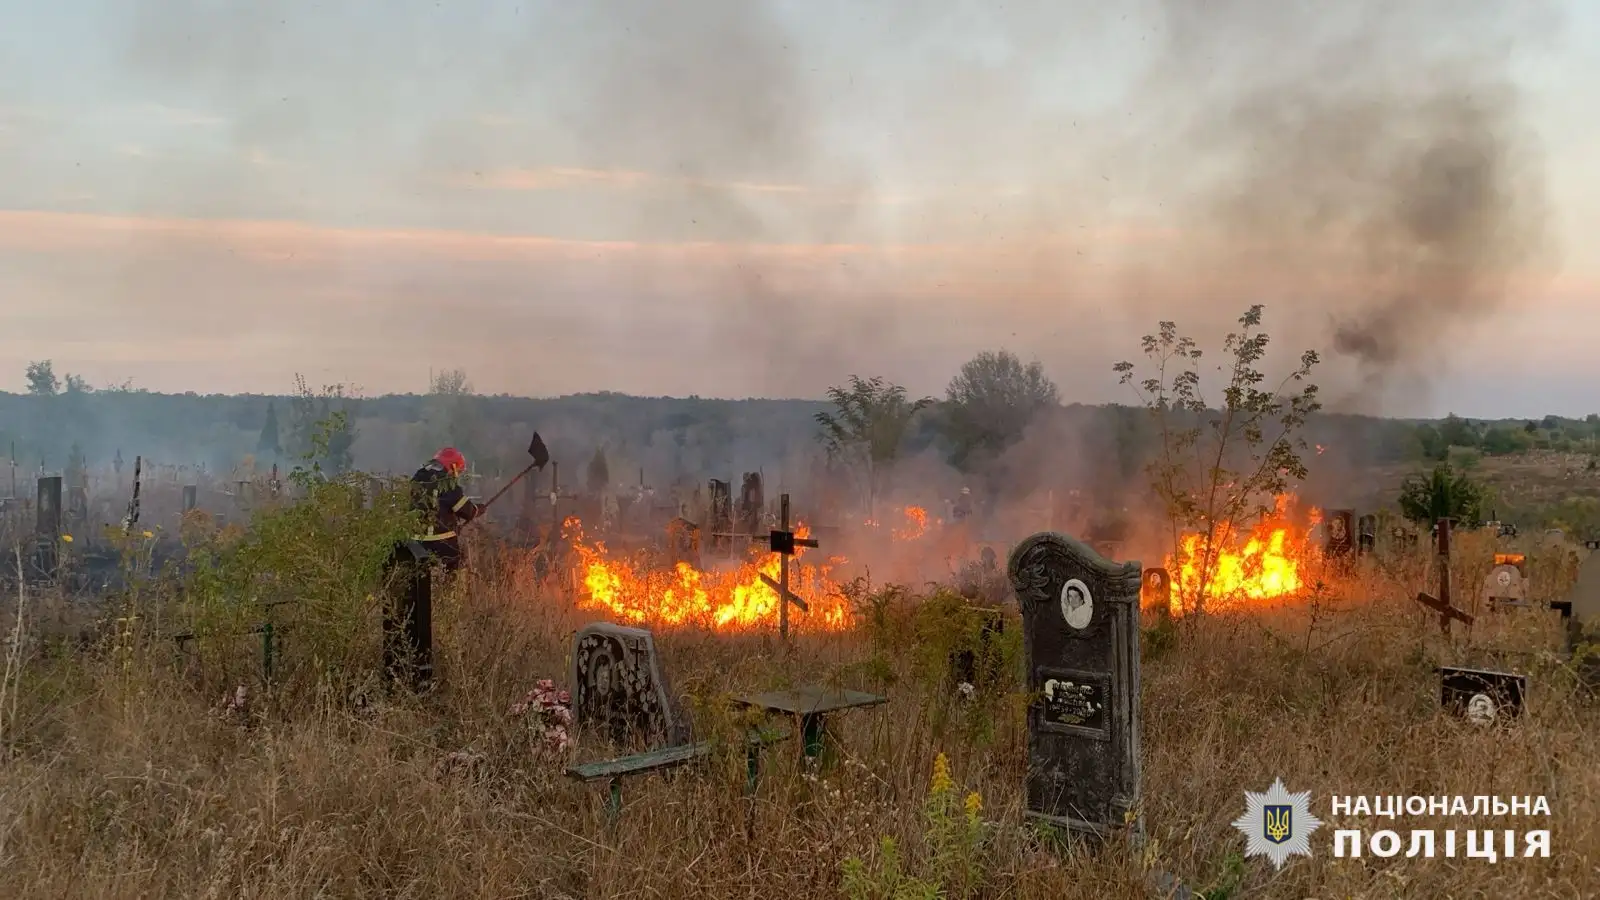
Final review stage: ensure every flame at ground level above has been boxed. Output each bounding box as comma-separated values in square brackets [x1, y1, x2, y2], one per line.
[564, 518, 852, 631]
[1164, 496, 1321, 613]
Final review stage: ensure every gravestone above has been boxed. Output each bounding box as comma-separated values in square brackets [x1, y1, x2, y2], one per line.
[183, 485, 198, 512]
[707, 479, 733, 557]
[1481, 564, 1528, 610]
[33, 476, 62, 580]
[737, 472, 763, 538]
[1439, 666, 1525, 724]
[1141, 567, 1172, 618]
[1357, 515, 1377, 555]
[1564, 552, 1600, 647]
[1008, 531, 1142, 839]
[571, 622, 685, 749]
[666, 516, 701, 569]
[1325, 509, 1354, 557]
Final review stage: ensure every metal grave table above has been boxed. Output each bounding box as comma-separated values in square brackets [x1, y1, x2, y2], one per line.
[734, 685, 887, 768]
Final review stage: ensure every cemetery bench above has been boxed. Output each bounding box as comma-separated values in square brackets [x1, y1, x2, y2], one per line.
[733, 685, 888, 771]
[566, 722, 792, 823]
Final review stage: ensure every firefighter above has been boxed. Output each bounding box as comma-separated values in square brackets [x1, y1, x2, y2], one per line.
[383, 447, 479, 689]
[410, 447, 481, 573]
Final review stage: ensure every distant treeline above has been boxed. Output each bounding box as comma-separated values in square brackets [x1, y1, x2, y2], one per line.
[0, 385, 1490, 481]
[4, 358, 1597, 510]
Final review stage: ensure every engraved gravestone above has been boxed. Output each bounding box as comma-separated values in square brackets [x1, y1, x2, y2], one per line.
[571, 622, 685, 750]
[1481, 564, 1528, 610]
[1008, 531, 1142, 839]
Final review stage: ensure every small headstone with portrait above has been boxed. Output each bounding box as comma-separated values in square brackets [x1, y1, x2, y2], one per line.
[1439, 666, 1525, 724]
[1141, 567, 1172, 620]
[1481, 563, 1530, 611]
[1008, 531, 1143, 840]
[570, 622, 686, 751]
[1324, 509, 1354, 560]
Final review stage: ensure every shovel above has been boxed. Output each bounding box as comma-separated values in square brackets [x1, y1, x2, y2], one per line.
[473, 432, 551, 516]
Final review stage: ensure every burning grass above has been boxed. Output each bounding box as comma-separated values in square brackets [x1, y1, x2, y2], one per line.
[564, 517, 854, 632]
[1164, 494, 1324, 615]
[0, 533, 1596, 898]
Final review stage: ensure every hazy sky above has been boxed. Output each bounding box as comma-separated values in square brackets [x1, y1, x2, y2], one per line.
[0, 0, 1594, 418]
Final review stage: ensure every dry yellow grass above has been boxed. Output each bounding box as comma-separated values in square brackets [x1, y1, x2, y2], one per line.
[0, 538, 1596, 899]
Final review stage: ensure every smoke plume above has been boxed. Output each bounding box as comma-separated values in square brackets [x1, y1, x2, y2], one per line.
[48, 0, 1553, 412]
[1119, 0, 1555, 413]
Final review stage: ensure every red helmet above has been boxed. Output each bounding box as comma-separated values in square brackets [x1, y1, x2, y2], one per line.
[434, 447, 467, 475]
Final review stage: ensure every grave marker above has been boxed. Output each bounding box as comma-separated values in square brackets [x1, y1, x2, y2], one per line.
[1414, 518, 1473, 633]
[1008, 531, 1143, 839]
[571, 622, 685, 749]
[1325, 509, 1354, 558]
[708, 479, 733, 557]
[183, 484, 198, 513]
[1439, 666, 1525, 724]
[737, 471, 763, 539]
[34, 476, 61, 580]
[1564, 551, 1600, 648]
[1482, 561, 1528, 611]
[748, 493, 817, 641]
[665, 516, 702, 569]
[1141, 567, 1172, 618]
[1357, 514, 1376, 555]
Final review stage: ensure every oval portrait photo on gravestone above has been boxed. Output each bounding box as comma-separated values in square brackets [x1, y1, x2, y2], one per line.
[1060, 578, 1093, 630]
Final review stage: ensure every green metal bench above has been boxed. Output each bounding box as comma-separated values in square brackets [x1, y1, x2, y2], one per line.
[567, 723, 792, 823]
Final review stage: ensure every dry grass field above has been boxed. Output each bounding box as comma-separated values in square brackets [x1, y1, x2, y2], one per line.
[0, 525, 1596, 899]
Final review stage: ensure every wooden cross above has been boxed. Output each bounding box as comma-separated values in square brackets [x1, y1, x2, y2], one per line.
[1414, 517, 1474, 634]
[749, 494, 818, 641]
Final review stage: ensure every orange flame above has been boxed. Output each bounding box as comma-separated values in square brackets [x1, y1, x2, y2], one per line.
[1164, 495, 1317, 613]
[893, 506, 928, 540]
[563, 517, 852, 631]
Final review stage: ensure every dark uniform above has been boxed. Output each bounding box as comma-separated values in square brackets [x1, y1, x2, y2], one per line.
[409, 459, 481, 572]
[383, 452, 479, 690]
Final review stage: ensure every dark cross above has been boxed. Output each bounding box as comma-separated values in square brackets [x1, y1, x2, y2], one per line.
[1414, 517, 1474, 634]
[748, 493, 817, 641]
[125, 455, 142, 533]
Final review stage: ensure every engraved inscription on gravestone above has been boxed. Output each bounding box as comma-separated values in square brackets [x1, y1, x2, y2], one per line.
[1041, 673, 1109, 733]
[571, 622, 684, 749]
[1009, 531, 1142, 838]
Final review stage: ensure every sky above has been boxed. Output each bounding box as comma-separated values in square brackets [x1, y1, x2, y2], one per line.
[0, 0, 1595, 418]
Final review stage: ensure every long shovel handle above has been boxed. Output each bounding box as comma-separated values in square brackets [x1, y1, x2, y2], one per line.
[476, 461, 542, 515]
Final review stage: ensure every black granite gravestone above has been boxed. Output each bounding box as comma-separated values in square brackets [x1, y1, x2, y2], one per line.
[1008, 531, 1143, 839]
[571, 622, 685, 750]
[738, 472, 763, 538]
[34, 476, 62, 580]
[1357, 514, 1376, 555]
[708, 479, 733, 557]
[1440, 666, 1525, 724]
